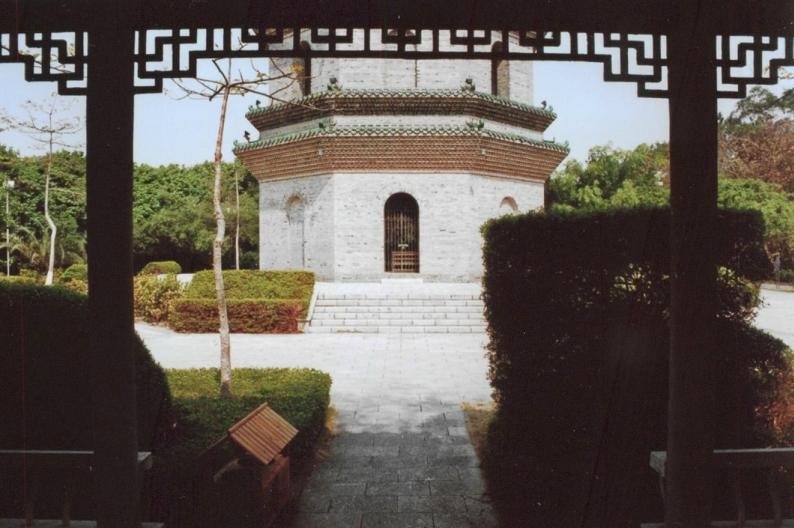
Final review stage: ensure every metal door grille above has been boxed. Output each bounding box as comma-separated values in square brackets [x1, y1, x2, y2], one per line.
[384, 193, 419, 273]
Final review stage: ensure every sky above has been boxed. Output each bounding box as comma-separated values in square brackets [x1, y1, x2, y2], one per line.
[0, 59, 791, 167]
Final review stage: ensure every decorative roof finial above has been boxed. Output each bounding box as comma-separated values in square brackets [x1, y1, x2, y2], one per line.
[461, 77, 475, 93]
[243, 130, 251, 142]
[327, 76, 342, 92]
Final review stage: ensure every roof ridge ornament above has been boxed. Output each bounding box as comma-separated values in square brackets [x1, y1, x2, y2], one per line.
[327, 76, 342, 92]
[461, 77, 476, 93]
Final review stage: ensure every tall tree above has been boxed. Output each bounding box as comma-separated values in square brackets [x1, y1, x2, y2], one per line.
[719, 86, 794, 192]
[548, 143, 670, 212]
[1, 95, 82, 284]
[172, 48, 301, 398]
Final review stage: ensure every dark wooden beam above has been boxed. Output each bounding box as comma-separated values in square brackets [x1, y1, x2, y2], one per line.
[86, 3, 138, 527]
[665, 3, 720, 526]
[0, 0, 792, 35]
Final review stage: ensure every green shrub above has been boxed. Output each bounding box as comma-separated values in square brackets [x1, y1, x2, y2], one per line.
[153, 368, 331, 526]
[140, 260, 182, 275]
[135, 274, 184, 323]
[184, 269, 314, 303]
[168, 298, 304, 333]
[169, 270, 314, 334]
[166, 368, 331, 458]
[0, 282, 172, 452]
[480, 207, 785, 526]
[60, 263, 88, 282]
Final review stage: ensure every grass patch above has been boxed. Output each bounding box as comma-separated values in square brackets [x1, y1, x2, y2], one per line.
[151, 368, 331, 526]
[461, 401, 495, 462]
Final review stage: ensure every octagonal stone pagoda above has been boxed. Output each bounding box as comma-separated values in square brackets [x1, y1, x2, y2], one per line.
[235, 39, 568, 282]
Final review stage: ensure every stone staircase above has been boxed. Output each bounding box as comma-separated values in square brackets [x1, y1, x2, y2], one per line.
[307, 280, 487, 334]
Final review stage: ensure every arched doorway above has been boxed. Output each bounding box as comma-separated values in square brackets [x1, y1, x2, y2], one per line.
[384, 193, 419, 273]
[286, 195, 305, 268]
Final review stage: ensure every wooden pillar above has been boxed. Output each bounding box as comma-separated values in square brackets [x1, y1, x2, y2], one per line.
[86, 4, 138, 527]
[665, 11, 719, 528]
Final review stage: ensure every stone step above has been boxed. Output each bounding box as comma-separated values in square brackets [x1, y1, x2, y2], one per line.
[312, 312, 484, 321]
[317, 293, 481, 301]
[308, 325, 486, 334]
[314, 299, 483, 307]
[312, 305, 483, 314]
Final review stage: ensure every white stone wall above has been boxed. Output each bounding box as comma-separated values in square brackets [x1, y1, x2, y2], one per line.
[465, 174, 545, 277]
[266, 30, 535, 105]
[258, 172, 543, 282]
[259, 175, 335, 278]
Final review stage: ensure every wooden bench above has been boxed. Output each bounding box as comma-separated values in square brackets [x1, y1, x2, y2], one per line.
[0, 450, 162, 528]
[642, 449, 794, 528]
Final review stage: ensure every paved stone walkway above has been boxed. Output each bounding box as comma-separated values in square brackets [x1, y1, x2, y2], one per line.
[137, 325, 497, 528]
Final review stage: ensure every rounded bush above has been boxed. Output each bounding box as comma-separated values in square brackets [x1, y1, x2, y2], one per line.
[140, 260, 182, 275]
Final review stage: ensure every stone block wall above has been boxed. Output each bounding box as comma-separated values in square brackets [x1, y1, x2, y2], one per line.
[259, 175, 335, 277]
[258, 172, 544, 281]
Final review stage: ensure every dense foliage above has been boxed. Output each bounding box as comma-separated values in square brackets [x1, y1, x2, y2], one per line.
[549, 142, 794, 269]
[132, 160, 258, 272]
[480, 207, 792, 527]
[719, 86, 794, 193]
[548, 143, 670, 212]
[134, 274, 185, 323]
[0, 144, 259, 274]
[154, 367, 331, 526]
[0, 146, 87, 273]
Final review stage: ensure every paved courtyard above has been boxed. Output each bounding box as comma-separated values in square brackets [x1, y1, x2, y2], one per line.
[137, 325, 496, 528]
[137, 285, 793, 528]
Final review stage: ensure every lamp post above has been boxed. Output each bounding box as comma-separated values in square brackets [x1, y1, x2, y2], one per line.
[4, 178, 13, 277]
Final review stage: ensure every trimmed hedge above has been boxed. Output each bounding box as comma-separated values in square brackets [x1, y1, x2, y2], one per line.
[0, 282, 173, 519]
[0, 282, 172, 450]
[140, 260, 182, 275]
[168, 270, 314, 333]
[183, 269, 314, 301]
[134, 274, 184, 323]
[169, 298, 304, 333]
[165, 368, 331, 459]
[480, 207, 789, 526]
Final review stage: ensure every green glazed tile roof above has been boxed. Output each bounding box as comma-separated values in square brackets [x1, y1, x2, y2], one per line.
[245, 88, 557, 120]
[233, 124, 570, 154]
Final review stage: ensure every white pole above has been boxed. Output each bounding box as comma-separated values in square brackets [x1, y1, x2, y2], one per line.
[4, 179, 11, 276]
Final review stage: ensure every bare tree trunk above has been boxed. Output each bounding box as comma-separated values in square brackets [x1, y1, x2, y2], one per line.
[44, 134, 57, 286]
[214, 87, 232, 399]
[234, 168, 240, 270]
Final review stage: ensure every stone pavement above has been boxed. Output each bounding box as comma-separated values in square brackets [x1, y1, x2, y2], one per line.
[756, 286, 794, 349]
[136, 325, 497, 528]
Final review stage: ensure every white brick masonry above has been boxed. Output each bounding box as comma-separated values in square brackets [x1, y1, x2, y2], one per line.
[259, 172, 544, 281]
[268, 30, 534, 104]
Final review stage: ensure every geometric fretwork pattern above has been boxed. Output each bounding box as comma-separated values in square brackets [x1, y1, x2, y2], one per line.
[2, 28, 792, 99]
[716, 35, 794, 98]
[0, 31, 88, 95]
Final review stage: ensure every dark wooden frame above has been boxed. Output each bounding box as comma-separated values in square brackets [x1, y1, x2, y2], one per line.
[1, 2, 793, 526]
